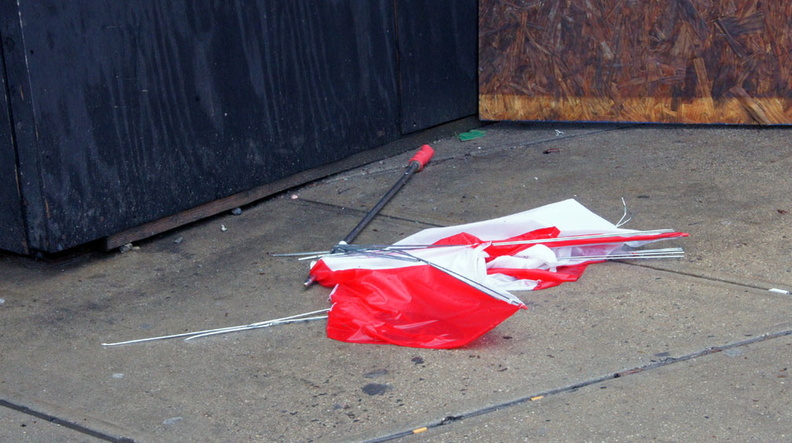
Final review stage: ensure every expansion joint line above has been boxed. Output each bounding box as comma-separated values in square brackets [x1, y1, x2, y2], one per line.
[623, 261, 792, 295]
[369, 328, 792, 442]
[292, 198, 444, 228]
[0, 399, 135, 442]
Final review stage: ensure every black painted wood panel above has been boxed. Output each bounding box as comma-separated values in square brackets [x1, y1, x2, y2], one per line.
[7, 0, 400, 252]
[396, 0, 478, 134]
[1, 0, 480, 254]
[0, 46, 27, 254]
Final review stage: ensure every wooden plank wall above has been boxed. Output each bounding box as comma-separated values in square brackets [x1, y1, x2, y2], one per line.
[479, 0, 792, 124]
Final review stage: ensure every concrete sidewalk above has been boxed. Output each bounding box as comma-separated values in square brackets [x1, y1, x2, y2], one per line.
[1, 122, 791, 442]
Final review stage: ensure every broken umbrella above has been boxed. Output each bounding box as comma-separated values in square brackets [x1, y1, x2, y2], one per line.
[306, 199, 687, 348]
[103, 199, 687, 349]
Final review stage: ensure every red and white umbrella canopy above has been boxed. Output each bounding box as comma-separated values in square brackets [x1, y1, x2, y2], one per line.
[101, 200, 686, 348]
[310, 199, 687, 348]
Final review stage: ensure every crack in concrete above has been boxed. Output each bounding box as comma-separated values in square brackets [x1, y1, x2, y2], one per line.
[291, 198, 445, 229]
[624, 261, 792, 300]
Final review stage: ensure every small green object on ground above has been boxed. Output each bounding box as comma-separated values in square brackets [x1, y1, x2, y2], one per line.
[458, 129, 487, 141]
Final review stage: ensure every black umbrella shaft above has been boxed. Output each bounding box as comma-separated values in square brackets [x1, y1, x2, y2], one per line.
[342, 161, 421, 245]
[305, 145, 433, 286]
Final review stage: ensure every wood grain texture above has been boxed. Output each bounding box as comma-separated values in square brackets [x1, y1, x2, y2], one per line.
[0, 48, 28, 254]
[397, 0, 478, 134]
[1, 0, 480, 254]
[3, 0, 401, 253]
[479, 0, 792, 124]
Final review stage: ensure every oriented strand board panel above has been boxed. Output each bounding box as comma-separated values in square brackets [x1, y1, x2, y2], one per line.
[479, 0, 792, 124]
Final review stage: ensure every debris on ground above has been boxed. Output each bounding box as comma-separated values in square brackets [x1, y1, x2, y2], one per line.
[458, 129, 487, 141]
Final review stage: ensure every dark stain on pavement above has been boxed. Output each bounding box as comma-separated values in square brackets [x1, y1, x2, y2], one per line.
[362, 383, 391, 396]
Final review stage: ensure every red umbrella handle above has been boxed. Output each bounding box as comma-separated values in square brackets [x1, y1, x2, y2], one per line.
[409, 144, 435, 171]
[339, 144, 435, 246]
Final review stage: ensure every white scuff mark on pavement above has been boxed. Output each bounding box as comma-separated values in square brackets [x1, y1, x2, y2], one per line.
[163, 417, 183, 425]
[724, 348, 743, 357]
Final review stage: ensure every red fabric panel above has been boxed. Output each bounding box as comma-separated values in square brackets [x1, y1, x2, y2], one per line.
[316, 263, 523, 349]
